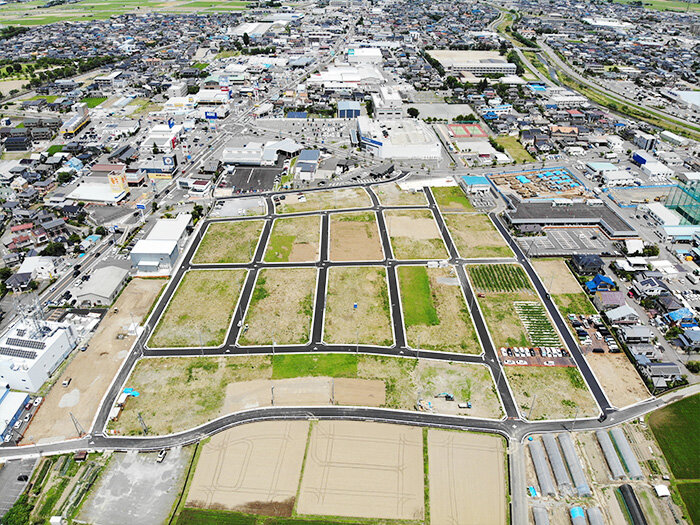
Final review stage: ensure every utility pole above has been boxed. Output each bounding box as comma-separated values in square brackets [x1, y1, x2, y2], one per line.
[527, 394, 537, 421]
[137, 412, 149, 435]
[570, 406, 579, 432]
[69, 412, 85, 437]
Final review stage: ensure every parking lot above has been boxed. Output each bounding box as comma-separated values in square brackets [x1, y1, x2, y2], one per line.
[2, 396, 42, 446]
[220, 166, 283, 194]
[517, 227, 619, 256]
[0, 458, 37, 515]
[499, 346, 574, 367]
[568, 314, 618, 353]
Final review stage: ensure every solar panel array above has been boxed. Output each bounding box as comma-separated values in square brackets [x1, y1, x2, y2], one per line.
[6, 338, 46, 350]
[0, 347, 37, 360]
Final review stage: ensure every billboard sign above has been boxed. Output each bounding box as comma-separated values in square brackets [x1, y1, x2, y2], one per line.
[205, 111, 218, 120]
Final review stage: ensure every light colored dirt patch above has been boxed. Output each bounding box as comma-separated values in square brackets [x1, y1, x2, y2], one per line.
[584, 351, 649, 408]
[532, 259, 581, 294]
[444, 213, 513, 258]
[324, 266, 393, 346]
[373, 183, 427, 206]
[239, 268, 317, 346]
[428, 430, 506, 525]
[575, 431, 611, 484]
[110, 355, 271, 435]
[384, 209, 448, 260]
[27, 279, 164, 443]
[414, 361, 502, 418]
[223, 377, 385, 412]
[187, 421, 308, 516]
[297, 421, 424, 520]
[401, 266, 481, 354]
[149, 269, 246, 348]
[192, 220, 264, 264]
[505, 366, 598, 420]
[264, 215, 320, 263]
[277, 188, 371, 214]
[329, 212, 383, 261]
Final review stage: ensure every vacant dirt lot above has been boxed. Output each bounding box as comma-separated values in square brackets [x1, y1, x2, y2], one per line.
[428, 430, 506, 525]
[372, 183, 427, 206]
[329, 212, 383, 261]
[192, 220, 264, 264]
[505, 366, 599, 420]
[239, 268, 317, 346]
[399, 266, 481, 354]
[476, 290, 539, 348]
[27, 279, 164, 443]
[149, 269, 246, 348]
[264, 215, 320, 263]
[532, 259, 581, 294]
[414, 361, 502, 418]
[277, 188, 371, 214]
[297, 421, 424, 520]
[384, 209, 448, 259]
[444, 213, 513, 258]
[324, 266, 393, 346]
[585, 351, 649, 408]
[111, 356, 271, 435]
[223, 377, 385, 412]
[187, 421, 308, 516]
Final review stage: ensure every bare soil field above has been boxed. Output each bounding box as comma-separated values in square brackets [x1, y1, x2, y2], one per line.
[414, 361, 502, 418]
[532, 258, 581, 294]
[27, 279, 164, 443]
[192, 220, 264, 264]
[264, 215, 320, 263]
[329, 211, 383, 261]
[428, 430, 506, 525]
[187, 421, 308, 516]
[110, 356, 271, 436]
[277, 188, 370, 214]
[475, 290, 539, 348]
[297, 421, 424, 520]
[398, 265, 481, 354]
[238, 268, 317, 346]
[505, 366, 599, 420]
[384, 209, 448, 260]
[149, 269, 246, 348]
[444, 213, 513, 258]
[372, 183, 427, 206]
[323, 266, 393, 346]
[584, 351, 649, 408]
[223, 377, 385, 412]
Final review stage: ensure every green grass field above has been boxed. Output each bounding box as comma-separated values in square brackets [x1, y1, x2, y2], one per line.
[271, 354, 358, 379]
[80, 96, 107, 108]
[494, 136, 534, 164]
[553, 293, 596, 316]
[176, 508, 371, 525]
[431, 186, 474, 211]
[648, 394, 700, 480]
[397, 266, 439, 327]
[613, 0, 700, 11]
[469, 264, 532, 293]
[676, 483, 700, 525]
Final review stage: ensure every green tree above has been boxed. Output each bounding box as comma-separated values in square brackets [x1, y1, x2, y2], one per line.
[57, 171, 73, 185]
[0, 267, 12, 281]
[243, 32, 250, 46]
[39, 242, 66, 256]
[407, 107, 419, 118]
[95, 226, 107, 236]
[1, 494, 33, 525]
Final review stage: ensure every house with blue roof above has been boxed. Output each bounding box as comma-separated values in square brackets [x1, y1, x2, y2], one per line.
[664, 307, 696, 328]
[585, 274, 615, 293]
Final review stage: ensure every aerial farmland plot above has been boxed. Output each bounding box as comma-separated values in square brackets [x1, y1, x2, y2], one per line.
[192, 219, 264, 264]
[384, 209, 449, 260]
[329, 211, 384, 261]
[263, 215, 321, 263]
[238, 267, 317, 346]
[149, 269, 247, 348]
[397, 265, 480, 353]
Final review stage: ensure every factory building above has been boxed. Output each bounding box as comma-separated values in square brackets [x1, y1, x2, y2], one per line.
[357, 117, 441, 160]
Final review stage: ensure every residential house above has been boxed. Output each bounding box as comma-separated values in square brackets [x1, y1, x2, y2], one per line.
[632, 277, 669, 297]
[619, 325, 655, 344]
[593, 291, 626, 311]
[585, 274, 615, 293]
[571, 254, 604, 275]
[606, 304, 640, 325]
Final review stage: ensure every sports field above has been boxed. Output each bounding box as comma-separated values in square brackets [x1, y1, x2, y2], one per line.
[384, 209, 448, 259]
[323, 266, 393, 346]
[448, 122, 487, 138]
[239, 268, 317, 346]
[329, 211, 383, 261]
[444, 213, 513, 258]
[297, 421, 424, 520]
[428, 430, 506, 525]
[149, 269, 246, 348]
[264, 216, 320, 263]
[193, 220, 264, 264]
[397, 265, 480, 354]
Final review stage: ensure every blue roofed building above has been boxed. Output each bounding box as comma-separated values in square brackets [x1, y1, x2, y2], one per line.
[337, 100, 361, 119]
[585, 274, 615, 293]
[460, 175, 490, 194]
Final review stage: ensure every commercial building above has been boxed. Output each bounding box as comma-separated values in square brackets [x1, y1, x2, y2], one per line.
[0, 388, 30, 442]
[60, 103, 90, 136]
[371, 86, 404, 119]
[357, 116, 441, 160]
[74, 266, 129, 306]
[130, 213, 191, 275]
[0, 317, 78, 392]
[427, 50, 517, 75]
[640, 202, 682, 226]
[337, 100, 361, 118]
[347, 47, 383, 64]
[633, 131, 657, 151]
